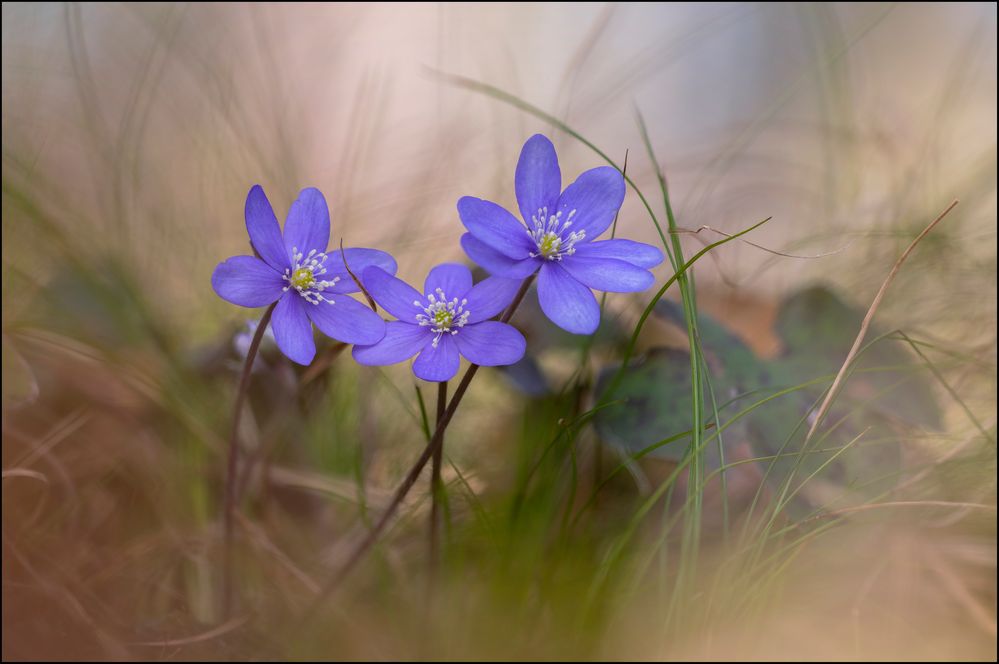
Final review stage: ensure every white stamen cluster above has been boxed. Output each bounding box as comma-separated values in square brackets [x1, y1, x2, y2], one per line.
[282, 246, 340, 305]
[414, 288, 471, 348]
[527, 206, 585, 260]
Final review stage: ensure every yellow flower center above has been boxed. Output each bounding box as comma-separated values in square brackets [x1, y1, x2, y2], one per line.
[538, 231, 562, 258]
[282, 247, 340, 305]
[528, 207, 585, 261]
[434, 309, 454, 328]
[415, 288, 471, 348]
[290, 267, 316, 290]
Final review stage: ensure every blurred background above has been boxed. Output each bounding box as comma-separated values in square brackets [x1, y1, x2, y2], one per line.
[3, 3, 996, 660]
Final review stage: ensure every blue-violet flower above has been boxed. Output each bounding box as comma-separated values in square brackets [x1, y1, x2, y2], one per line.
[458, 134, 664, 334]
[352, 263, 526, 382]
[212, 185, 394, 365]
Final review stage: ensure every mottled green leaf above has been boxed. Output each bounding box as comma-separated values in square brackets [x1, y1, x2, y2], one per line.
[654, 299, 760, 392]
[773, 286, 942, 430]
[593, 286, 942, 511]
[594, 347, 705, 458]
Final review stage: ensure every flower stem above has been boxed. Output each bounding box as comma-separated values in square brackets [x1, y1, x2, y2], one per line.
[222, 302, 276, 620]
[303, 275, 534, 620]
[430, 380, 447, 572]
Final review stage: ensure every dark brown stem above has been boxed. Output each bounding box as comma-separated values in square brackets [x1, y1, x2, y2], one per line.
[430, 380, 448, 572]
[302, 275, 535, 621]
[222, 302, 276, 620]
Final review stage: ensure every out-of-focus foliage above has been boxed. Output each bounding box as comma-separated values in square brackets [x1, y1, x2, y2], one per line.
[594, 286, 943, 510]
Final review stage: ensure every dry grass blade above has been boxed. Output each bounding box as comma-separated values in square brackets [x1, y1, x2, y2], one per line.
[235, 512, 320, 595]
[924, 545, 998, 638]
[802, 199, 960, 447]
[267, 465, 394, 509]
[796, 500, 997, 527]
[674, 224, 853, 259]
[1, 468, 49, 484]
[131, 615, 250, 647]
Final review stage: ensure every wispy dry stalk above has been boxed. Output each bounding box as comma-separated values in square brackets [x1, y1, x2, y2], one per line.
[802, 199, 959, 448]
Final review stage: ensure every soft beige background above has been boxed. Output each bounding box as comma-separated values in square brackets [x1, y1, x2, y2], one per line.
[3, 4, 995, 342]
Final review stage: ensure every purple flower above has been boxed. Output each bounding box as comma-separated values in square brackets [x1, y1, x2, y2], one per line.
[212, 185, 395, 365]
[352, 263, 526, 382]
[458, 134, 664, 335]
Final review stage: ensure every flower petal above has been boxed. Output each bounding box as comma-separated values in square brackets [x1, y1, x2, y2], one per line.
[271, 293, 316, 365]
[306, 294, 386, 345]
[461, 233, 540, 279]
[352, 321, 431, 366]
[537, 262, 600, 335]
[556, 166, 626, 241]
[412, 335, 460, 382]
[515, 134, 561, 226]
[424, 263, 472, 299]
[361, 266, 423, 322]
[457, 197, 533, 259]
[283, 187, 331, 260]
[211, 255, 285, 307]
[464, 276, 522, 323]
[559, 255, 655, 293]
[572, 238, 664, 269]
[322, 247, 399, 294]
[454, 321, 526, 366]
[245, 185, 289, 271]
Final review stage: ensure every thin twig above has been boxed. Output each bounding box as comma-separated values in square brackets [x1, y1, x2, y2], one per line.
[802, 200, 958, 448]
[222, 302, 276, 620]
